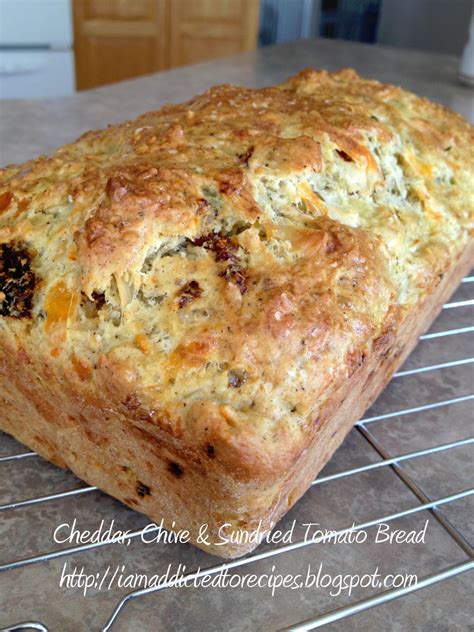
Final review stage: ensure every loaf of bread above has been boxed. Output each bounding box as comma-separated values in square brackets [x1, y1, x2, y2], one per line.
[0, 69, 472, 557]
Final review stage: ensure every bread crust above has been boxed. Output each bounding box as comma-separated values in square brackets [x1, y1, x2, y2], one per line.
[0, 69, 472, 557]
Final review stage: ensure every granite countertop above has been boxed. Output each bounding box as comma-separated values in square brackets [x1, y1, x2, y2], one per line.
[0, 38, 473, 632]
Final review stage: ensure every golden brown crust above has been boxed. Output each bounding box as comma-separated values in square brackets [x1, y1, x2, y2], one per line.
[0, 69, 473, 556]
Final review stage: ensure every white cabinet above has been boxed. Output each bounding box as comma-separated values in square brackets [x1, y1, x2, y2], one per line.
[0, 0, 75, 98]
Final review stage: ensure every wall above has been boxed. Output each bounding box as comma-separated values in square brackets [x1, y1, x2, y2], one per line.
[377, 0, 472, 56]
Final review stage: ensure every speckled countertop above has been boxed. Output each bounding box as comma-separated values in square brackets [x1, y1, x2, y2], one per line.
[0, 38, 473, 632]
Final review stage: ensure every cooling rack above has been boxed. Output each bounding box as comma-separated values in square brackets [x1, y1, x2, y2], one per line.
[0, 276, 473, 632]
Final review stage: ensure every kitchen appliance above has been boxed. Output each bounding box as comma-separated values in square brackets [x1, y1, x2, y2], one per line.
[0, 0, 74, 99]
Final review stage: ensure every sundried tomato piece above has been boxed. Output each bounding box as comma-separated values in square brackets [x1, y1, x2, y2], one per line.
[0, 242, 37, 318]
[177, 279, 202, 308]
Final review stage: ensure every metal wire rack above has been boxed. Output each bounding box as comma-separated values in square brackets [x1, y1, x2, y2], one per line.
[0, 277, 473, 632]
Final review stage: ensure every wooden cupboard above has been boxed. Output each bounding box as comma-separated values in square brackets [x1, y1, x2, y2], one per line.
[169, 0, 260, 68]
[72, 0, 260, 90]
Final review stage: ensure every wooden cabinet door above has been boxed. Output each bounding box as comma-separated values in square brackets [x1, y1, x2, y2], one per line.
[169, 0, 260, 67]
[73, 0, 169, 90]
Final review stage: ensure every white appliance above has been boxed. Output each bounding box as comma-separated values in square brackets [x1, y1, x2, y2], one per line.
[0, 0, 75, 99]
